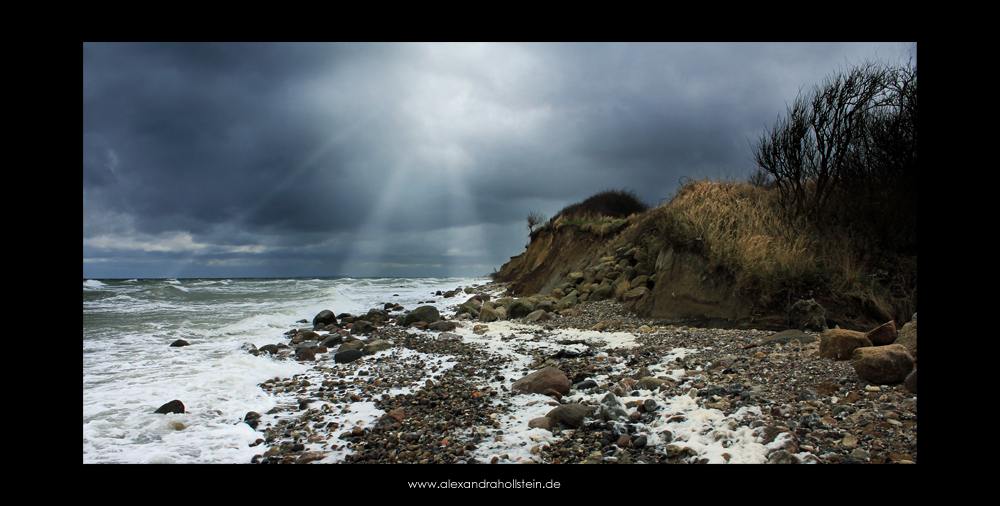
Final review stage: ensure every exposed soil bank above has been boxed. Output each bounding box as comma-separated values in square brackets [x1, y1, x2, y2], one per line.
[496, 225, 884, 332]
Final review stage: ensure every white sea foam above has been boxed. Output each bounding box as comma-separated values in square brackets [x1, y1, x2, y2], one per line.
[83, 276, 488, 464]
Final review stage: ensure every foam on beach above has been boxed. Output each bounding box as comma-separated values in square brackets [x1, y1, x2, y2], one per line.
[419, 313, 779, 464]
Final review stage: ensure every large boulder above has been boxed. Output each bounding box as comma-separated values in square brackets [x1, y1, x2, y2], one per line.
[565, 272, 585, 286]
[454, 301, 479, 319]
[313, 309, 338, 328]
[622, 286, 649, 302]
[244, 411, 261, 429]
[399, 306, 441, 327]
[555, 294, 578, 311]
[758, 329, 817, 347]
[866, 321, 898, 346]
[295, 347, 316, 361]
[506, 298, 536, 319]
[428, 320, 457, 332]
[512, 366, 570, 396]
[852, 344, 914, 384]
[526, 309, 550, 322]
[895, 313, 917, 360]
[478, 305, 498, 322]
[298, 330, 322, 341]
[334, 349, 364, 363]
[320, 335, 344, 348]
[153, 399, 185, 414]
[546, 403, 592, 428]
[350, 320, 376, 335]
[362, 339, 392, 355]
[337, 340, 366, 352]
[589, 284, 614, 302]
[819, 329, 872, 360]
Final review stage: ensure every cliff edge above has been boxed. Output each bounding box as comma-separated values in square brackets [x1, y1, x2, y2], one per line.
[496, 221, 883, 332]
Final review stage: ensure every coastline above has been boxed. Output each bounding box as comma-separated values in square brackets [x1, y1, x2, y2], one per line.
[245, 280, 916, 465]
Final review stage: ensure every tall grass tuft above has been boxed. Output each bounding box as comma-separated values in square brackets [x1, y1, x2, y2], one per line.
[608, 177, 914, 321]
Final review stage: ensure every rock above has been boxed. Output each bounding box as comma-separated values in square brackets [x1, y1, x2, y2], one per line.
[258, 344, 280, 355]
[299, 330, 322, 341]
[545, 403, 592, 428]
[528, 417, 553, 431]
[866, 320, 898, 346]
[622, 286, 649, 302]
[386, 408, 406, 422]
[239, 342, 259, 356]
[555, 294, 578, 311]
[313, 309, 338, 328]
[295, 347, 316, 361]
[153, 400, 185, 414]
[635, 377, 666, 390]
[428, 320, 457, 332]
[454, 301, 478, 318]
[526, 309, 550, 322]
[350, 320, 376, 335]
[170, 339, 190, 347]
[758, 329, 817, 346]
[320, 335, 344, 348]
[400, 306, 441, 327]
[819, 328, 873, 361]
[244, 411, 261, 429]
[589, 284, 614, 302]
[478, 305, 498, 322]
[598, 392, 629, 421]
[630, 275, 649, 289]
[905, 369, 917, 393]
[565, 272, 584, 286]
[334, 349, 364, 364]
[337, 341, 366, 352]
[362, 339, 392, 355]
[512, 366, 570, 396]
[851, 344, 914, 384]
[789, 298, 827, 331]
[295, 452, 327, 464]
[896, 313, 917, 360]
[506, 298, 536, 318]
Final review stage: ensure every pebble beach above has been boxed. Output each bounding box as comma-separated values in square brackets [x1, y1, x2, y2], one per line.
[247, 281, 917, 465]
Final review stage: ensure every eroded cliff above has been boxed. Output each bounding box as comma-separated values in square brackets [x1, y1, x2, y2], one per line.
[496, 223, 879, 332]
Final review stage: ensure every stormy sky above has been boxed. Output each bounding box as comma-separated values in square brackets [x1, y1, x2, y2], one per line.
[83, 42, 915, 279]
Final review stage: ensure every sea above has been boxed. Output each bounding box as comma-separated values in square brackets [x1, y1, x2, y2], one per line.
[83, 276, 488, 464]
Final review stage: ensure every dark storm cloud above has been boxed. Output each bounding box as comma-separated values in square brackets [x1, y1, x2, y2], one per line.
[83, 42, 912, 278]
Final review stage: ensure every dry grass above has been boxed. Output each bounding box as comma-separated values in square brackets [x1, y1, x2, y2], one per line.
[551, 214, 630, 237]
[606, 177, 914, 321]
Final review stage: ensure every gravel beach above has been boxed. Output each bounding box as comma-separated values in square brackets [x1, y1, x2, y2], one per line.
[249, 282, 916, 465]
